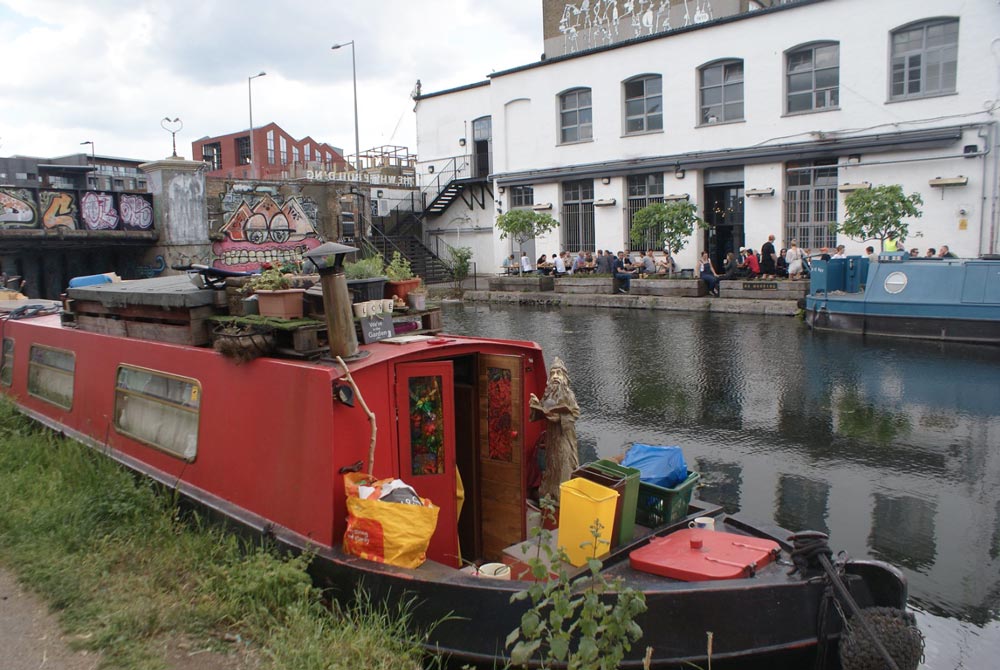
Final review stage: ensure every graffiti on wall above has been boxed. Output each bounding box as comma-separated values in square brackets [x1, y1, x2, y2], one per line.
[120, 194, 154, 230]
[213, 190, 322, 272]
[0, 188, 38, 228]
[557, 0, 713, 53]
[40, 191, 78, 229]
[80, 192, 120, 230]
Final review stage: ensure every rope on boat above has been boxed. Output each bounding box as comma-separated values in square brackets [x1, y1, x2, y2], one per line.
[789, 532, 920, 670]
[0, 304, 60, 320]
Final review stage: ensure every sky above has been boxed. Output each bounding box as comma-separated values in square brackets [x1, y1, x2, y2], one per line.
[0, 0, 543, 161]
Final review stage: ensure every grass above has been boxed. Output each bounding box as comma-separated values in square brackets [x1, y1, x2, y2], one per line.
[0, 398, 430, 670]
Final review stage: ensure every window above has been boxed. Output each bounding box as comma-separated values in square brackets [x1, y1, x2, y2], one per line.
[562, 180, 595, 251]
[891, 19, 958, 100]
[700, 60, 744, 124]
[627, 173, 665, 249]
[786, 42, 839, 114]
[235, 136, 251, 165]
[510, 185, 534, 208]
[279, 136, 288, 164]
[114, 365, 201, 461]
[137, 179, 147, 190]
[202, 142, 222, 170]
[304, 144, 311, 162]
[1, 338, 13, 387]
[292, 146, 300, 164]
[559, 88, 593, 143]
[325, 151, 332, 164]
[15, 172, 27, 180]
[624, 75, 662, 134]
[266, 130, 275, 164]
[27, 345, 74, 410]
[785, 160, 838, 251]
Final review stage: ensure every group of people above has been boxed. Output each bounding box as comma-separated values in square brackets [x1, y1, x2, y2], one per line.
[504, 249, 678, 290]
[609, 249, 679, 292]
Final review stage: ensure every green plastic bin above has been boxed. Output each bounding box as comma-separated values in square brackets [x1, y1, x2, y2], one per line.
[591, 459, 640, 546]
[634, 471, 700, 528]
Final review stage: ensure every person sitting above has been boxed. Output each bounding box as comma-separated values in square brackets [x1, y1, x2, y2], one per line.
[553, 251, 568, 276]
[536, 254, 552, 275]
[594, 250, 611, 275]
[786, 241, 805, 280]
[776, 248, 789, 278]
[721, 251, 740, 279]
[501, 254, 516, 274]
[832, 245, 847, 259]
[938, 245, 958, 258]
[613, 250, 636, 293]
[925, 248, 936, 258]
[908, 248, 920, 258]
[571, 250, 588, 274]
[699, 251, 721, 297]
[657, 249, 678, 275]
[640, 249, 657, 276]
[739, 247, 760, 278]
[519, 251, 532, 275]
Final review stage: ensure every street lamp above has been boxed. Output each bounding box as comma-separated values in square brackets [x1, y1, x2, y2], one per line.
[331, 41, 360, 171]
[160, 117, 183, 158]
[248, 71, 267, 178]
[80, 140, 95, 165]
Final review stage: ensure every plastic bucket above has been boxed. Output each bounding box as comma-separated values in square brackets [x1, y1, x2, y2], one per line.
[591, 460, 640, 546]
[558, 478, 619, 566]
[477, 562, 511, 579]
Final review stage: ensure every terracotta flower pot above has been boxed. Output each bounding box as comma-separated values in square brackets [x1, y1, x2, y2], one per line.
[255, 289, 305, 319]
[385, 278, 420, 302]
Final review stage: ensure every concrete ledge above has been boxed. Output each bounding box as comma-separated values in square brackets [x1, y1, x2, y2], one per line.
[632, 278, 706, 297]
[488, 276, 554, 292]
[718, 279, 809, 300]
[555, 276, 615, 294]
[463, 290, 799, 316]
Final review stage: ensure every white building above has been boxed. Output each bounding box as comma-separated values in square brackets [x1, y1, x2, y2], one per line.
[414, 0, 999, 272]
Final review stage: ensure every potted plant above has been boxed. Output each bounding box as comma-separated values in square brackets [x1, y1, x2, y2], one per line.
[344, 253, 387, 302]
[406, 280, 428, 310]
[384, 251, 420, 302]
[244, 268, 306, 319]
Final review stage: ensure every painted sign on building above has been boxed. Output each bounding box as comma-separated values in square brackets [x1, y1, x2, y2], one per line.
[213, 190, 322, 272]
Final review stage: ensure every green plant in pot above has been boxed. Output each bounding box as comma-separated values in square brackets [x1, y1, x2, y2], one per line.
[244, 268, 305, 319]
[383, 251, 420, 302]
[343, 253, 388, 303]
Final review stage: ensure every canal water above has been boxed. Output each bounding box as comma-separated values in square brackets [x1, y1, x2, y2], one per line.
[441, 302, 1000, 669]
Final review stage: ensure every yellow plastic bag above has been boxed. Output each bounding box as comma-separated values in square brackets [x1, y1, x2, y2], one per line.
[343, 474, 439, 569]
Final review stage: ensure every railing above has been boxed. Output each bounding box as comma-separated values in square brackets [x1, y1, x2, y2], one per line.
[420, 155, 471, 209]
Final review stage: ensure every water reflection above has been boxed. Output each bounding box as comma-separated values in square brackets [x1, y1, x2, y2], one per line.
[442, 303, 1000, 665]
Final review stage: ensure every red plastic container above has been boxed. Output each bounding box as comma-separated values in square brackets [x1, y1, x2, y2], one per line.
[629, 529, 780, 581]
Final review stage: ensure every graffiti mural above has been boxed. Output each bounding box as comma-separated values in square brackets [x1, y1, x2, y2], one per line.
[80, 192, 120, 230]
[119, 194, 154, 230]
[0, 188, 38, 228]
[40, 191, 78, 229]
[557, 0, 713, 53]
[213, 190, 322, 271]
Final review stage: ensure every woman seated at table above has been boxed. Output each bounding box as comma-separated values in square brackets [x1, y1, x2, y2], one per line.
[536, 254, 553, 275]
[721, 251, 740, 279]
[656, 249, 678, 275]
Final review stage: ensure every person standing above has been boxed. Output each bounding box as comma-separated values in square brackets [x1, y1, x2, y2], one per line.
[760, 234, 777, 278]
[884, 233, 899, 252]
[699, 251, 720, 297]
[786, 240, 805, 279]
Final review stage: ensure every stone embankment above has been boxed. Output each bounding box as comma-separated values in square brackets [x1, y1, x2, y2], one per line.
[464, 289, 801, 316]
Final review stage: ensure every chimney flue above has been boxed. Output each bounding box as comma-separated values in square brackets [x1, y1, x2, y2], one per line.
[303, 242, 359, 359]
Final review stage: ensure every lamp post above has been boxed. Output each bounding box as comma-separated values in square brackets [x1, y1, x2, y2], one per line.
[248, 71, 266, 178]
[80, 140, 95, 165]
[160, 117, 183, 158]
[331, 41, 360, 172]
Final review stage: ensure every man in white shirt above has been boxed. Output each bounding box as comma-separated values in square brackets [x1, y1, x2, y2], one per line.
[553, 251, 567, 275]
[519, 251, 532, 274]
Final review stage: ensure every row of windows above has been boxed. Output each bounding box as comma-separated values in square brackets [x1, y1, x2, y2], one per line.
[203, 134, 337, 169]
[557, 18, 957, 143]
[0, 340, 199, 462]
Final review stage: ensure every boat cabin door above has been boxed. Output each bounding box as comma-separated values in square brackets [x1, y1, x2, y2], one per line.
[395, 361, 459, 567]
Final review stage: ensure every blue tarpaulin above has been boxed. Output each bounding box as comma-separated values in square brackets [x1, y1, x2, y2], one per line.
[622, 444, 687, 488]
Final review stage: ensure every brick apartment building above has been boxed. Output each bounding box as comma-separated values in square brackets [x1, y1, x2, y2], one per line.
[192, 122, 350, 180]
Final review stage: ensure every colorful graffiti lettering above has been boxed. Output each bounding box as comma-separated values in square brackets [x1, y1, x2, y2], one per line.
[80, 192, 120, 230]
[213, 193, 321, 272]
[40, 191, 78, 229]
[0, 188, 38, 228]
[119, 194, 154, 230]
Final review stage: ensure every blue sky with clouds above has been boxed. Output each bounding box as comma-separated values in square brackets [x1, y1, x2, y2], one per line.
[1, 0, 542, 160]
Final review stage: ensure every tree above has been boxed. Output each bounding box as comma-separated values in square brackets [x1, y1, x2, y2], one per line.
[839, 185, 923, 251]
[447, 245, 473, 294]
[628, 201, 705, 254]
[495, 209, 559, 257]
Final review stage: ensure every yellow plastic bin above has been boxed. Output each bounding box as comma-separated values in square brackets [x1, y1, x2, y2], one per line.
[558, 478, 619, 567]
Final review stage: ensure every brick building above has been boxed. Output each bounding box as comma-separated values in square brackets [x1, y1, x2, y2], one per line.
[192, 122, 350, 180]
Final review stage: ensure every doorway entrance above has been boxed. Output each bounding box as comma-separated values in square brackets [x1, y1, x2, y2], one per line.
[703, 183, 745, 272]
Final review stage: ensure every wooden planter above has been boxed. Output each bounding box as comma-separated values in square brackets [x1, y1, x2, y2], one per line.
[631, 278, 707, 297]
[255, 289, 306, 319]
[488, 276, 555, 292]
[555, 276, 616, 294]
[385, 278, 421, 302]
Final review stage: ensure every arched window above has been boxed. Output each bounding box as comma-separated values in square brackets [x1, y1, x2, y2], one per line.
[890, 18, 958, 100]
[699, 60, 743, 125]
[623, 75, 662, 134]
[785, 42, 839, 114]
[559, 88, 592, 143]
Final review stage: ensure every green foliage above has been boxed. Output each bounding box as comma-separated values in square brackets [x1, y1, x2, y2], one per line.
[839, 184, 923, 250]
[629, 201, 705, 254]
[0, 398, 432, 669]
[245, 267, 291, 293]
[495, 210, 559, 250]
[447, 246, 474, 292]
[384, 251, 414, 281]
[507, 498, 647, 670]
[344, 253, 385, 280]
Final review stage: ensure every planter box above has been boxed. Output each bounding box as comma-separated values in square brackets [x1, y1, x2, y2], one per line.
[488, 276, 554, 292]
[631, 278, 707, 297]
[385, 278, 421, 302]
[255, 289, 306, 319]
[555, 276, 616, 295]
[718, 280, 809, 300]
[347, 277, 387, 302]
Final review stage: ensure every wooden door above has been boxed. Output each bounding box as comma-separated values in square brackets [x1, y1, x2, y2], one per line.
[477, 354, 524, 560]
[396, 362, 459, 567]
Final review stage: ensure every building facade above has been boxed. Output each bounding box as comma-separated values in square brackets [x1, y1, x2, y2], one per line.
[192, 122, 349, 181]
[415, 0, 999, 271]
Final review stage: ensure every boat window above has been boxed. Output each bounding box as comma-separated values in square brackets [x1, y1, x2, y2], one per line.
[113, 365, 201, 462]
[1, 338, 13, 387]
[27, 345, 75, 410]
[407, 375, 445, 475]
